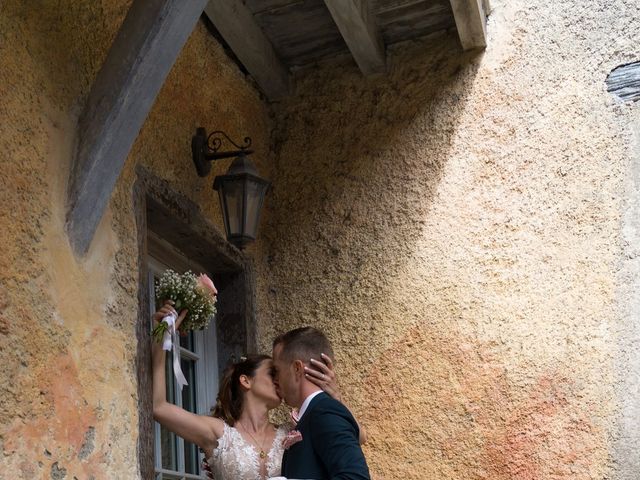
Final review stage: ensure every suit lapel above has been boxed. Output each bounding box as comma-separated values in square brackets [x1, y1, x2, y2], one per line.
[283, 393, 330, 479]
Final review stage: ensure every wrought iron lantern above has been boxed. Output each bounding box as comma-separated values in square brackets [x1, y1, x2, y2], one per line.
[192, 128, 270, 249]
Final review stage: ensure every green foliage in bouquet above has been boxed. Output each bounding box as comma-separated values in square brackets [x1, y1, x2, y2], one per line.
[152, 269, 218, 343]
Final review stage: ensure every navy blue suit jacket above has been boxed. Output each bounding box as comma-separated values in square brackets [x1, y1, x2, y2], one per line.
[281, 392, 370, 480]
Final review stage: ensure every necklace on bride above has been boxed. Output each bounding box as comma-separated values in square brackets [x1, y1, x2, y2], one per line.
[238, 422, 269, 459]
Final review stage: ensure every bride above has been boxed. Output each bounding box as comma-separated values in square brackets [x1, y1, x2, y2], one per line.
[152, 301, 366, 480]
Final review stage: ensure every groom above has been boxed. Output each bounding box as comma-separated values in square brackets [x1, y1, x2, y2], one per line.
[272, 327, 371, 480]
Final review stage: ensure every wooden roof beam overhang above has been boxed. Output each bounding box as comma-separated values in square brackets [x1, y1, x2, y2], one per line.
[204, 0, 290, 100]
[324, 0, 386, 76]
[450, 0, 490, 50]
[66, 0, 208, 255]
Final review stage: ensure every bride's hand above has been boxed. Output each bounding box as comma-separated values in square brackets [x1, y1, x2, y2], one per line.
[152, 301, 188, 330]
[304, 353, 342, 403]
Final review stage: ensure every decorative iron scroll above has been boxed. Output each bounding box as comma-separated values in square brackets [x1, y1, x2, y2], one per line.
[206, 130, 252, 154]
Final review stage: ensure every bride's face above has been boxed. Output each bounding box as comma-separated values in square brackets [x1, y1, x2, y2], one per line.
[248, 360, 281, 409]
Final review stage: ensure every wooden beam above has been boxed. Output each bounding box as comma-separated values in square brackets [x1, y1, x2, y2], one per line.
[606, 61, 640, 103]
[323, 0, 386, 76]
[204, 0, 290, 100]
[67, 0, 208, 255]
[450, 0, 488, 50]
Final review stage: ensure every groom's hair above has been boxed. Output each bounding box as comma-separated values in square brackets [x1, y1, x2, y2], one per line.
[273, 326, 334, 364]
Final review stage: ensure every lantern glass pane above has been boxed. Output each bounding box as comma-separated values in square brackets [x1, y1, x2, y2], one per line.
[244, 180, 268, 238]
[222, 179, 244, 235]
[216, 189, 228, 236]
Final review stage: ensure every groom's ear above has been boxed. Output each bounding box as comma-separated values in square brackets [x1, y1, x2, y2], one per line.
[293, 359, 305, 377]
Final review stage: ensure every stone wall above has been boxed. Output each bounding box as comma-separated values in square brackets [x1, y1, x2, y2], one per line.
[0, 1, 272, 477]
[256, 0, 639, 478]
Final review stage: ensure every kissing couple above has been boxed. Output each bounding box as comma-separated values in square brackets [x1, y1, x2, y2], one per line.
[152, 302, 371, 480]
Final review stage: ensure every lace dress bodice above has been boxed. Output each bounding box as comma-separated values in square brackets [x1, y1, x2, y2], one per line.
[204, 423, 287, 480]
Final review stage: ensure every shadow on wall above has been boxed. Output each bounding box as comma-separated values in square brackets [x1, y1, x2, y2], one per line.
[263, 32, 484, 333]
[259, 30, 607, 480]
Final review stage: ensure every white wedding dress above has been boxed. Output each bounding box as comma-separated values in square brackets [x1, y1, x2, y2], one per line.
[203, 423, 287, 480]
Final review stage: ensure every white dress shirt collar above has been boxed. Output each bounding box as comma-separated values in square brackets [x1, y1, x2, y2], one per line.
[298, 390, 323, 421]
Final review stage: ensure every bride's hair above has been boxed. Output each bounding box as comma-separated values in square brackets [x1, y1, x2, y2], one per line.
[212, 354, 271, 425]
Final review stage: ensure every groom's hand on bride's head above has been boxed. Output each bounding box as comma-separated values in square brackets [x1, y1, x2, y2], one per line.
[304, 353, 342, 402]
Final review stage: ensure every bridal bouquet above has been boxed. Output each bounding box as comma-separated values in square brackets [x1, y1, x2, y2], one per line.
[152, 270, 217, 390]
[152, 270, 218, 342]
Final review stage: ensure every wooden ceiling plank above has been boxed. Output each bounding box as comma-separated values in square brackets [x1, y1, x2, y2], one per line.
[243, 0, 299, 14]
[373, 0, 437, 14]
[376, 0, 455, 45]
[253, 0, 350, 66]
[204, 0, 290, 99]
[449, 0, 488, 50]
[323, 0, 386, 76]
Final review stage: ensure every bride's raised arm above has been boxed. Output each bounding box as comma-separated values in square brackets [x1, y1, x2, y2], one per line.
[152, 302, 224, 456]
[304, 353, 368, 445]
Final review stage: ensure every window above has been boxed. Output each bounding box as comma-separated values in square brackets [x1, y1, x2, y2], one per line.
[148, 253, 219, 480]
[136, 174, 255, 479]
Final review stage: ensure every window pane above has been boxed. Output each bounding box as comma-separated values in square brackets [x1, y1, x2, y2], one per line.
[181, 358, 199, 475]
[165, 355, 176, 403]
[181, 358, 196, 412]
[184, 440, 199, 475]
[160, 424, 178, 471]
[179, 330, 195, 351]
[161, 355, 178, 470]
[153, 274, 162, 311]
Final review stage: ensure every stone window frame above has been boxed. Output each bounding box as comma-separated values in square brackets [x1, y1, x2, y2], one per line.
[134, 166, 257, 479]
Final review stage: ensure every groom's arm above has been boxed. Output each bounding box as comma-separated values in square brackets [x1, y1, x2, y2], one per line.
[309, 401, 371, 480]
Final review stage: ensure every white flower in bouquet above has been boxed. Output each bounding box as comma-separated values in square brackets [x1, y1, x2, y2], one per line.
[152, 269, 218, 342]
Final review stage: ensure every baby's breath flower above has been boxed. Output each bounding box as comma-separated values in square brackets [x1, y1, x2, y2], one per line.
[153, 270, 217, 341]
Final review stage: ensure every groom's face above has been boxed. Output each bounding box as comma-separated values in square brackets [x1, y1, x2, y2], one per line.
[272, 343, 298, 407]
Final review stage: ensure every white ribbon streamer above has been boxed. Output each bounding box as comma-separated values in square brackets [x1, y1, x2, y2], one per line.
[161, 312, 188, 391]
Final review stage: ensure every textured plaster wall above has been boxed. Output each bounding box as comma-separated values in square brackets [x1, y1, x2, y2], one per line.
[2, 0, 638, 478]
[256, 0, 639, 478]
[0, 1, 272, 477]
